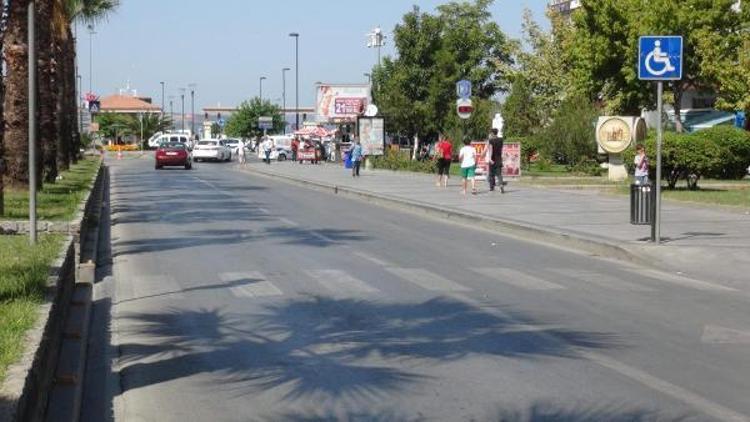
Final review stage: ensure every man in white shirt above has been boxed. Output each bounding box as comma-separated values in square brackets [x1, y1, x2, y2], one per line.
[261, 136, 275, 164]
[458, 138, 477, 195]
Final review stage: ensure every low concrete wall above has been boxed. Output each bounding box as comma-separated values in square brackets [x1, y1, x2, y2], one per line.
[0, 161, 106, 422]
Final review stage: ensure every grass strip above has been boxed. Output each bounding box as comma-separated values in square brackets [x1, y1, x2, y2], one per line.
[0, 234, 63, 383]
[3, 157, 100, 221]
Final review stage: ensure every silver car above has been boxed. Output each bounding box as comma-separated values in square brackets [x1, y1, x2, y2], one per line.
[193, 139, 232, 162]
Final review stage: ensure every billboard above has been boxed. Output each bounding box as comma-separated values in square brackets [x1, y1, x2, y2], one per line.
[471, 141, 521, 179]
[358, 117, 385, 156]
[316, 84, 370, 123]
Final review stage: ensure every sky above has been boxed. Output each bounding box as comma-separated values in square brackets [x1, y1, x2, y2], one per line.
[80, 0, 550, 111]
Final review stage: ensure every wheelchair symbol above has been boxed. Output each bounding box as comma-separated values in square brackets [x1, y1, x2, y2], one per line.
[645, 40, 675, 76]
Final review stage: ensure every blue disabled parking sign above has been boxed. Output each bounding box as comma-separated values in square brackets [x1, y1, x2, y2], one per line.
[639, 36, 683, 80]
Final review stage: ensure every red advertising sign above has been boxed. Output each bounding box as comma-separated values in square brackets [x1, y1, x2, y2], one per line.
[334, 98, 364, 115]
[502, 143, 521, 178]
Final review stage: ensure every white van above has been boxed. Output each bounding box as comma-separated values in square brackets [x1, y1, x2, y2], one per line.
[148, 132, 193, 149]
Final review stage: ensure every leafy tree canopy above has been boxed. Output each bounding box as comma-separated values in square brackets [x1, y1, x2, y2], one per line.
[224, 98, 285, 139]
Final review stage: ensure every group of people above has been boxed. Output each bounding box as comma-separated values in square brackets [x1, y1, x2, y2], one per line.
[434, 128, 506, 195]
[291, 138, 336, 164]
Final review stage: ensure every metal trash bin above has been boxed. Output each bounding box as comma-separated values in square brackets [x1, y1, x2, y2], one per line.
[630, 183, 655, 225]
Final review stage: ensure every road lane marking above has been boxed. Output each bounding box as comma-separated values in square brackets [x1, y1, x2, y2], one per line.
[306, 270, 379, 295]
[353, 251, 393, 267]
[549, 269, 654, 292]
[451, 293, 749, 422]
[473, 267, 566, 291]
[277, 217, 299, 227]
[219, 272, 283, 298]
[624, 267, 736, 292]
[384, 268, 471, 292]
[701, 325, 750, 345]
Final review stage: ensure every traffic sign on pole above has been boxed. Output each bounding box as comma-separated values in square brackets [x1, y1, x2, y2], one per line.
[638, 35, 683, 244]
[638, 36, 683, 81]
[456, 98, 473, 119]
[456, 80, 472, 99]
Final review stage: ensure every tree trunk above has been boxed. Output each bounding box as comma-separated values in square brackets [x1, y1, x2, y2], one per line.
[38, 0, 57, 183]
[3, 0, 40, 188]
[64, 28, 79, 163]
[54, 36, 69, 171]
[0, 0, 7, 216]
[673, 85, 684, 133]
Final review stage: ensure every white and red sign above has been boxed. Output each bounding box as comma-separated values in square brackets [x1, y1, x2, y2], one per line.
[316, 84, 370, 123]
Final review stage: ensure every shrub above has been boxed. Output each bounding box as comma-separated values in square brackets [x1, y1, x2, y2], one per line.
[623, 126, 750, 189]
[370, 150, 436, 174]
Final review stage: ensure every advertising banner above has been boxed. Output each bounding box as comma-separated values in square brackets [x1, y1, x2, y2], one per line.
[358, 117, 385, 156]
[502, 142, 521, 178]
[316, 84, 370, 123]
[471, 141, 521, 179]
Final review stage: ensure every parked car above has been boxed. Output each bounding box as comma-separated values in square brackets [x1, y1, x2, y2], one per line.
[193, 139, 231, 162]
[155, 142, 192, 170]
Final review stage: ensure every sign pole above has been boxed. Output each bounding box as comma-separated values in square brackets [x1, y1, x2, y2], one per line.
[28, 1, 37, 245]
[654, 81, 663, 244]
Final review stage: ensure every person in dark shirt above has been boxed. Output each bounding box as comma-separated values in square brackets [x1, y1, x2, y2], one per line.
[487, 128, 505, 193]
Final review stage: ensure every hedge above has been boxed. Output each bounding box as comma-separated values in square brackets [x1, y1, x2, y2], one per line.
[623, 126, 750, 189]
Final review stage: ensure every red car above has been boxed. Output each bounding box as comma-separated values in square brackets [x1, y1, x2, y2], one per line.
[155, 142, 192, 170]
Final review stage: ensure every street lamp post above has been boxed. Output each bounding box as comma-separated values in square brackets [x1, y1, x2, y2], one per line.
[168, 96, 174, 130]
[367, 26, 386, 67]
[259, 76, 267, 101]
[289, 32, 299, 131]
[189, 83, 196, 136]
[364, 73, 371, 83]
[160, 81, 165, 112]
[179, 88, 186, 132]
[77, 74, 83, 134]
[282, 67, 290, 133]
[87, 24, 96, 94]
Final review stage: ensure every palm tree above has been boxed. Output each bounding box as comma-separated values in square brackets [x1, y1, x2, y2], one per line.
[3, 0, 40, 188]
[38, 0, 58, 183]
[0, 0, 7, 215]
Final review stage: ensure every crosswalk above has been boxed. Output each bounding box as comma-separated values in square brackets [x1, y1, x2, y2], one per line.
[127, 260, 731, 302]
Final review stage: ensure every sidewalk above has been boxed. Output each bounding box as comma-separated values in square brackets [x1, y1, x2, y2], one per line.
[238, 160, 750, 290]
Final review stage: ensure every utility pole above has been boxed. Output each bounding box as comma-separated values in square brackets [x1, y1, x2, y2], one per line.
[189, 83, 196, 136]
[289, 33, 299, 130]
[282, 67, 290, 133]
[367, 26, 386, 68]
[259, 76, 266, 101]
[87, 24, 96, 94]
[160, 81, 165, 112]
[179, 88, 186, 132]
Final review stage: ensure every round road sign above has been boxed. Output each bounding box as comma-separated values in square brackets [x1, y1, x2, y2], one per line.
[456, 98, 473, 119]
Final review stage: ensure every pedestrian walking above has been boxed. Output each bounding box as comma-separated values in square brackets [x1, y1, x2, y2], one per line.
[434, 135, 453, 188]
[487, 128, 505, 193]
[291, 137, 299, 162]
[261, 136, 274, 164]
[458, 138, 477, 195]
[634, 143, 649, 185]
[238, 140, 246, 165]
[351, 139, 363, 177]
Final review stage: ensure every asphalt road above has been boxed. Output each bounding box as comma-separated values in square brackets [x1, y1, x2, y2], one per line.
[81, 155, 750, 422]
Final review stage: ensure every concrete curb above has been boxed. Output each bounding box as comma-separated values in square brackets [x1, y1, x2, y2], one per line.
[0, 160, 106, 422]
[243, 166, 660, 269]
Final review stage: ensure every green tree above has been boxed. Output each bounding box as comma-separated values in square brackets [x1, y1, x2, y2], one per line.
[96, 113, 132, 141]
[535, 93, 599, 166]
[373, 0, 513, 144]
[707, 2, 750, 119]
[501, 76, 539, 138]
[125, 113, 172, 146]
[224, 98, 284, 139]
[567, 0, 744, 132]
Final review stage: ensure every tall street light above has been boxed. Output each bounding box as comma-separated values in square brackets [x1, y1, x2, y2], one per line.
[282, 67, 290, 133]
[367, 26, 386, 67]
[259, 76, 266, 101]
[179, 88, 186, 132]
[364, 73, 371, 83]
[289, 32, 299, 130]
[168, 96, 175, 130]
[160, 81, 165, 112]
[87, 24, 96, 94]
[189, 83, 197, 136]
[77, 74, 83, 134]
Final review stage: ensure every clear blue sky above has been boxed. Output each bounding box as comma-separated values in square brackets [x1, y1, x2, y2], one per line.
[80, 0, 550, 111]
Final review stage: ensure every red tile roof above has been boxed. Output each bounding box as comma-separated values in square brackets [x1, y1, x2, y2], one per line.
[100, 94, 162, 113]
